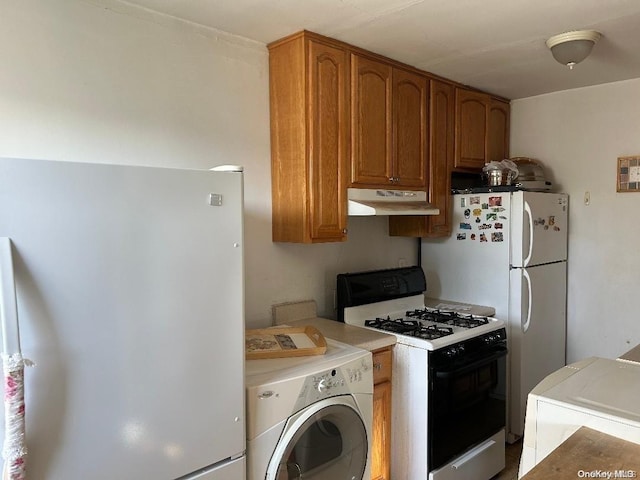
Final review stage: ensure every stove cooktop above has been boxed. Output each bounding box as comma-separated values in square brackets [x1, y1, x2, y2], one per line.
[364, 308, 490, 340]
[337, 267, 505, 350]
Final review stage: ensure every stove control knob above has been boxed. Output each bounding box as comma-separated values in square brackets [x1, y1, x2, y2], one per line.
[317, 379, 327, 393]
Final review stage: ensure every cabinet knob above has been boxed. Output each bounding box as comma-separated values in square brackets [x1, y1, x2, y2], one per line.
[342, 228, 348, 234]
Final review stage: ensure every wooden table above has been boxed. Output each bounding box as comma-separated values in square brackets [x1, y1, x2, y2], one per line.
[522, 427, 640, 479]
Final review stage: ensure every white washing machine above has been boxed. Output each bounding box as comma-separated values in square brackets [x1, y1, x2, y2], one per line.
[246, 339, 373, 480]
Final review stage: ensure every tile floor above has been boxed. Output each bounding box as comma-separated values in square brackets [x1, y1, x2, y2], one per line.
[492, 440, 523, 480]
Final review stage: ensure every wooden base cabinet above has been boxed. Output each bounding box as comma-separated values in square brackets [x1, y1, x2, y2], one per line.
[269, 32, 349, 243]
[371, 347, 392, 480]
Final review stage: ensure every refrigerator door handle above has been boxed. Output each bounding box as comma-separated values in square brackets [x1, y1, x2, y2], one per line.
[522, 268, 532, 333]
[523, 201, 534, 267]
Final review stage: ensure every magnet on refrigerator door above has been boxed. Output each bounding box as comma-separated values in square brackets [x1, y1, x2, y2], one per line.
[457, 233, 467, 240]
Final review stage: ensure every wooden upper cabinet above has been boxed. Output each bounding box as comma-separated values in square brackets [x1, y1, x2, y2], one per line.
[454, 88, 488, 170]
[454, 88, 511, 171]
[269, 33, 349, 243]
[308, 40, 349, 241]
[487, 98, 510, 163]
[389, 79, 454, 238]
[393, 68, 429, 188]
[351, 55, 428, 189]
[350, 54, 393, 186]
[268, 30, 511, 242]
[426, 79, 454, 236]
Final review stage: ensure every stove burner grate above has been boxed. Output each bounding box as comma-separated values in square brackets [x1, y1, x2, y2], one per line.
[365, 317, 454, 339]
[406, 308, 489, 328]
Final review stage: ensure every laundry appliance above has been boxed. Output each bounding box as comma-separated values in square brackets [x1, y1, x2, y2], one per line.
[245, 339, 372, 480]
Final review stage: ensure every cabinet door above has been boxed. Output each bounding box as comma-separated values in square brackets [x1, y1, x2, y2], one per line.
[372, 380, 392, 480]
[454, 88, 488, 170]
[393, 68, 428, 188]
[351, 54, 393, 186]
[388, 80, 453, 238]
[308, 40, 349, 241]
[487, 98, 510, 163]
[426, 79, 455, 236]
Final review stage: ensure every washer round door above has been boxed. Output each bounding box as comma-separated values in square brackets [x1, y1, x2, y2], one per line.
[266, 396, 368, 480]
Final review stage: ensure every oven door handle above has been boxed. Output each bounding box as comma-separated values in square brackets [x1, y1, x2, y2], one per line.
[434, 346, 507, 379]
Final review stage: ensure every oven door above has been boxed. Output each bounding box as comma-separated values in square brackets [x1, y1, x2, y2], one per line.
[266, 397, 368, 480]
[428, 343, 507, 471]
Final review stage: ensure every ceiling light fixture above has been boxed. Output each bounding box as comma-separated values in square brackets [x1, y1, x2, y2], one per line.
[546, 30, 601, 69]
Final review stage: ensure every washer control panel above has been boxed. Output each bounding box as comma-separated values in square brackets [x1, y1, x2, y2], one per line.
[293, 355, 373, 410]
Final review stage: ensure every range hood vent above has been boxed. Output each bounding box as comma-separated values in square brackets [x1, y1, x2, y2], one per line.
[347, 188, 439, 216]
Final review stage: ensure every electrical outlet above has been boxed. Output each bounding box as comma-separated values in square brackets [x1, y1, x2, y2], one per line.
[584, 191, 590, 206]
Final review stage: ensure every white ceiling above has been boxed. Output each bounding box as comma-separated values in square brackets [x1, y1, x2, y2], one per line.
[122, 0, 640, 99]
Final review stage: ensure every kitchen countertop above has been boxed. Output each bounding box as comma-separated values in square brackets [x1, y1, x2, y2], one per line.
[618, 343, 640, 364]
[521, 426, 640, 479]
[270, 297, 498, 352]
[287, 317, 396, 352]
[271, 300, 396, 352]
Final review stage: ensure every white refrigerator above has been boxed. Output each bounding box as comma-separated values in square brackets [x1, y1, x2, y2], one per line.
[0, 158, 246, 479]
[421, 190, 568, 442]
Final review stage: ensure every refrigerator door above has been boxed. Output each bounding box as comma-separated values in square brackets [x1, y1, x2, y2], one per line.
[508, 262, 567, 438]
[421, 193, 512, 318]
[0, 158, 245, 479]
[510, 192, 568, 267]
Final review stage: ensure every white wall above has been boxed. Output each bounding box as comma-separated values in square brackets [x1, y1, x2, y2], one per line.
[0, 0, 416, 327]
[511, 79, 640, 362]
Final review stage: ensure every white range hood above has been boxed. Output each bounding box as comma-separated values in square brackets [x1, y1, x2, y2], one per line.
[347, 188, 440, 216]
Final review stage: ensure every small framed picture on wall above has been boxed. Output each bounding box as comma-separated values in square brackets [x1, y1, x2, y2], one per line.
[617, 156, 640, 192]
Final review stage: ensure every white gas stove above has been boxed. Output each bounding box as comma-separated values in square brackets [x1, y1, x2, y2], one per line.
[336, 266, 508, 480]
[342, 293, 505, 350]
